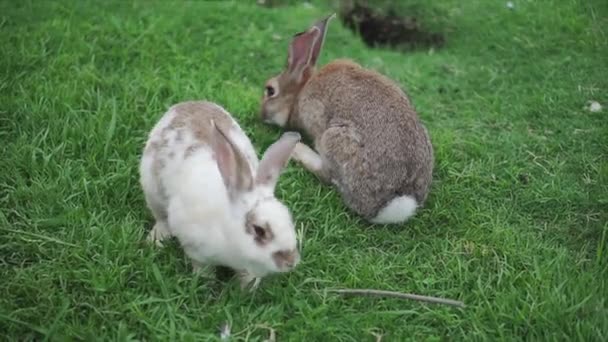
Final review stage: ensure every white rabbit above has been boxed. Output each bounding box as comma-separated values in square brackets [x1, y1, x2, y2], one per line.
[139, 101, 301, 289]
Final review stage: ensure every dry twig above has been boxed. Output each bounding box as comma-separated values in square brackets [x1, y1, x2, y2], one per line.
[256, 324, 276, 342]
[371, 331, 384, 342]
[325, 288, 465, 308]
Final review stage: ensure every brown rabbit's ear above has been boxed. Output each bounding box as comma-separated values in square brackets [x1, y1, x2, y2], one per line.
[256, 132, 301, 190]
[211, 121, 254, 198]
[286, 14, 335, 81]
[309, 13, 335, 66]
[287, 29, 320, 81]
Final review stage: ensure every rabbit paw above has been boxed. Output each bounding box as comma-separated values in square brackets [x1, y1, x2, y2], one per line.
[238, 270, 261, 291]
[147, 221, 171, 247]
[192, 260, 214, 278]
[292, 143, 330, 183]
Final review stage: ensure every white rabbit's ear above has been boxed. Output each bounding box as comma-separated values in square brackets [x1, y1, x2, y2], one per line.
[211, 121, 254, 198]
[256, 132, 301, 190]
[287, 28, 320, 81]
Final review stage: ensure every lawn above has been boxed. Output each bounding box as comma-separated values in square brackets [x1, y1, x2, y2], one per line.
[1, 0, 607, 340]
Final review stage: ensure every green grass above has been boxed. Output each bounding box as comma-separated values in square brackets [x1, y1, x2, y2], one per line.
[1, 0, 607, 340]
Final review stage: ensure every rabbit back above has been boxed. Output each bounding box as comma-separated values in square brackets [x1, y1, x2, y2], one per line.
[140, 101, 258, 230]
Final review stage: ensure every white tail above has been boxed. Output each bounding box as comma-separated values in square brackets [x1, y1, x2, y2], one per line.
[370, 195, 418, 224]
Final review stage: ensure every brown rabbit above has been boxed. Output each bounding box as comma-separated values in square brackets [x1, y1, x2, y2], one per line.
[259, 14, 434, 224]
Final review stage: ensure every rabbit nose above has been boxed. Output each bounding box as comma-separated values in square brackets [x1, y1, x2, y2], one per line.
[273, 249, 300, 270]
[261, 111, 274, 124]
[289, 250, 301, 268]
[260, 107, 269, 121]
[285, 260, 297, 269]
[283, 256, 298, 270]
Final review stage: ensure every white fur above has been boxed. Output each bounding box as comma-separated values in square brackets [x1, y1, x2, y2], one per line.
[292, 142, 323, 172]
[370, 195, 418, 224]
[139, 102, 299, 286]
[165, 150, 270, 274]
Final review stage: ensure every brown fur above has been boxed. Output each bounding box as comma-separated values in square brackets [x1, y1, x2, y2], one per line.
[261, 52, 434, 220]
[272, 249, 298, 269]
[297, 61, 434, 218]
[260, 71, 309, 125]
[146, 101, 235, 156]
[245, 210, 274, 245]
[170, 101, 235, 144]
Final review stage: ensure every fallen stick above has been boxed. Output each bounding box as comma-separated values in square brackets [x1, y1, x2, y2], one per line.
[325, 289, 465, 308]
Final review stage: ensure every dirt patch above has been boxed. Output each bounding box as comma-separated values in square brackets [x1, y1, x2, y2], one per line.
[340, 2, 445, 51]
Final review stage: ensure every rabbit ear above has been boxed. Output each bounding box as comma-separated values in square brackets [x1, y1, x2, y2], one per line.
[211, 121, 254, 198]
[287, 28, 320, 80]
[286, 14, 335, 81]
[256, 132, 301, 189]
[309, 13, 335, 66]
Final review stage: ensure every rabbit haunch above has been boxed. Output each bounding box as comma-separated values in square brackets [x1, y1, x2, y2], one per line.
[260, 15, 434, 224]
[140, 101, 301, 288]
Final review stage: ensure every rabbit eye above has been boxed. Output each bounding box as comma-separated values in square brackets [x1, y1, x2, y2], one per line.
[265, 86, 276, 97]
[253, 224, 267, 239]
[246, 212, 275, 245]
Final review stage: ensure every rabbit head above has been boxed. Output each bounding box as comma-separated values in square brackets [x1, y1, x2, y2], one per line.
[212, 122, 301, 275]
[260, 14, 335, 127]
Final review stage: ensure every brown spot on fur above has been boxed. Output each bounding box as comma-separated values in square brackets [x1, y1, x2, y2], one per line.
[272, 249, 298, 269]
[150, 131, 171, 177]
[175, 129, 184, 143]
[245, 211, 274, 245]
[169, 101, 235, 144]
[145, 140, 160, 154]
[153, 155, 165, 173]
[184, 143, 204, 158]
